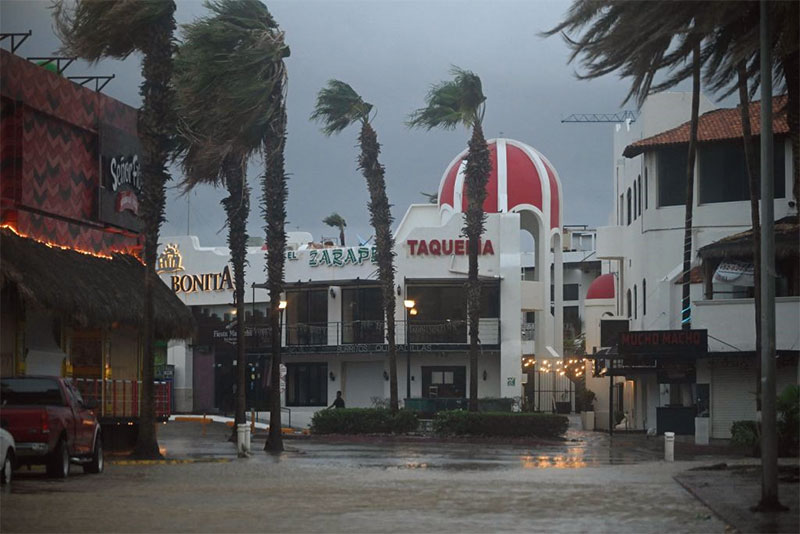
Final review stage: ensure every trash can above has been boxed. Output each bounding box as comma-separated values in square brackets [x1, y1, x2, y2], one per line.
[664, 431, 675, 462]
[237, 423, 251, 455]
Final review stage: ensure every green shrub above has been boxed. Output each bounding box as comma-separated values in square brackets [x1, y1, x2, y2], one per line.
[310, 408, 418, 435]
[432, 411, 568, 438]
[730, 420, 760, 456]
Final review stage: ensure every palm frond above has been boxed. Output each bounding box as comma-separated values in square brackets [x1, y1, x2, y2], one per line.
[322, 212, 346, 229]
[174, 0, 289, 188]
[311, 80, 373, 136]
[53, 0, 175, 61]
[407, 66, 485, 130]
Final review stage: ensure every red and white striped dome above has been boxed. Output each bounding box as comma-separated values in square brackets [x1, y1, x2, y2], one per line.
[437, 138, 563, 230]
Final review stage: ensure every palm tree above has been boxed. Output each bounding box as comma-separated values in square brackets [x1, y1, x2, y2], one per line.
[323, 212, 347, 246]
[408, 67, 490, 412]
[174, 0, 289, 443]
[54, 0, 177, 460]
[544, 2, 712, 331]
[312, 80, 399, 411]
[263, 87, 289, 453]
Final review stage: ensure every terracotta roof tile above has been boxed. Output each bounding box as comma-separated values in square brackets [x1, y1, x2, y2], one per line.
[623, 95, 789, 158]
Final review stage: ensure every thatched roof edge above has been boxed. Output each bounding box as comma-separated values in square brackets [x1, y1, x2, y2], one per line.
[1, 229, 193, 338]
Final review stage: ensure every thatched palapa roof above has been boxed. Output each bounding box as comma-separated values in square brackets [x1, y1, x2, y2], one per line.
[698, 216, 799, 261]
[1, 229, 193, 338]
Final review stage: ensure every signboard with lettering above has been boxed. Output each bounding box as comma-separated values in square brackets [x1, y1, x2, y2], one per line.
[618, 329, 708, 357]
[97, 123, 142, 232]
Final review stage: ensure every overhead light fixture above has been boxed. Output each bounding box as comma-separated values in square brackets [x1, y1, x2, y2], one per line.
[278, 300, 288, 310]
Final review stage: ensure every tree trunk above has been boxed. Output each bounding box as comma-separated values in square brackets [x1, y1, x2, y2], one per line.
[265, 102, 288, 453]
[339, 226, 346, 247]
[132, 6, 175, 460]
[737, 61, 762, 410]
[222, 159, 249, 437]
[680, 43, 701, 331]
[464, 123, 490, 412]
[358, 122, 398, 411]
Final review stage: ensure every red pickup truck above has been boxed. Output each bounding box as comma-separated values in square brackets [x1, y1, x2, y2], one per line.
[0, 376, 103, 478]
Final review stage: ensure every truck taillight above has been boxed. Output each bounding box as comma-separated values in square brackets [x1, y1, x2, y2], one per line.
[41, 411, 50, 434]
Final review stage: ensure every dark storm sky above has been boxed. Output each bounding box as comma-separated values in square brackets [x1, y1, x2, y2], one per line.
[1, 0, 714, 245]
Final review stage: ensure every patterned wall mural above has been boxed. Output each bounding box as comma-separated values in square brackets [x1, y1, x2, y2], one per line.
[0, 49, 142, 256]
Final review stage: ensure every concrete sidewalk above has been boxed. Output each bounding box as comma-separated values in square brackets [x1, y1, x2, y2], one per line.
[675, 462, 800, 534]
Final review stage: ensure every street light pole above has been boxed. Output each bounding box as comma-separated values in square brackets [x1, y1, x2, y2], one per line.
[403, 299, 416, 402]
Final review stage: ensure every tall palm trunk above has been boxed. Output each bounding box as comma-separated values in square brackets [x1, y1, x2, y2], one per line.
[265, 103, 288, 452]
[133, 7, 175, 459]
[737, 62, 762, 409]
[358, 122, 398, 411]
[222, 158, 249, 433]
[681, 42, 701, 331]
[338, 225, 346, 247]
[464, 123, 490, 411]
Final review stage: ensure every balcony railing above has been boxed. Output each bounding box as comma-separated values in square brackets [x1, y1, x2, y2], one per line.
[247, 319, 501, 349]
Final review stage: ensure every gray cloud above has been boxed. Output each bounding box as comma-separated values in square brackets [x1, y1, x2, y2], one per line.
[2, 0, 725, 248]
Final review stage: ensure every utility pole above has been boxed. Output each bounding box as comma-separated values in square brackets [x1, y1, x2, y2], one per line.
[757, 0, 781, 511]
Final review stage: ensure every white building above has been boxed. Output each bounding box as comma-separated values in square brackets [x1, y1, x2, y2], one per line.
[159, 138, 599, 423]
[585, 93, 799, 438]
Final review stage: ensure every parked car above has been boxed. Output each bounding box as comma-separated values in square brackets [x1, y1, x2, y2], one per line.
[0, 428, 14, 484]
[0, 376, 103, 478]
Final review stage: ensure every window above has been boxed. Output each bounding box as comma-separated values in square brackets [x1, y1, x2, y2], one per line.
[563, 283, 579, 301]
[633, 285, 638, 320]
[564, 306, 580, 336]
[644, 168, 648, 209]
[626, 188, 632, 225]
[642, 278, 647, 315]
[342, 286, 383, 343]
[479, 285, 501, 318]
[286, 289, 328, 345]
[626, 289, 632, 319]
[657, 146, 689, 207]
[285, 363, 328, 406]
[407, 284, 468, 343]
[619, 194, 624, 225]
[699, 139, 785, 203]
[633, 181, 638, 220]
[637, 175, 642, 216]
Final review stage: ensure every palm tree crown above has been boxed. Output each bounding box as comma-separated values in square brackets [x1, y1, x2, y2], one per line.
[407, 67, 486, 130]
[54, 0, 175, 60]
[174, 0, 289, 186]
[311, 80, 373, 135]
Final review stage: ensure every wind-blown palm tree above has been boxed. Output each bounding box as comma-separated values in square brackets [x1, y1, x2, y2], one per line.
[174, 0, 289, 444]
[408, 67, 490, 412]
[312, 80, 399, 411]
[54, 0, 177, 459]
[544, 2, 712, 331]
[323, 212, 347, 246]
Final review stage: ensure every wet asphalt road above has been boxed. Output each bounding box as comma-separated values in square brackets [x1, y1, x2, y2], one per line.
[1, 421, 727, 533]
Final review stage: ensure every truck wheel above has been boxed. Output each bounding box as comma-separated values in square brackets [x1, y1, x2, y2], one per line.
[46, 439, 69, 479]
[84, 436, 103, 474]
[1, 450, 12, 485]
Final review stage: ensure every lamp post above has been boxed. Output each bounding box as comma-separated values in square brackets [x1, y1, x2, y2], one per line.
[403, 299, 416, 401]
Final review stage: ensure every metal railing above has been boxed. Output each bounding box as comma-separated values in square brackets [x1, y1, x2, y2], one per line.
[246, 319, 502, 347]
[73, 378, 171, 419]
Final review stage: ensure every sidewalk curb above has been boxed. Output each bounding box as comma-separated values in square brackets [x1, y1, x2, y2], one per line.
[673, 475, 738, 533]
[111, 458, 232, 466]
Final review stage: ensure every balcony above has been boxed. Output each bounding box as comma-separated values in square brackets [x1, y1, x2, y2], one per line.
[693, 296, 800, 352]
[596, 225, 625, 259]
[247, 319, 501, 353]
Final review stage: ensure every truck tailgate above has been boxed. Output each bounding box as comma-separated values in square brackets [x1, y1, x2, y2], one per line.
[0, 406, 51, 443]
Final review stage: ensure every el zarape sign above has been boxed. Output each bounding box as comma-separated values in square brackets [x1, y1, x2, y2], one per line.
[406, 239, 494, 256]
[307, 246, 376, 268]
[618, 329, 708, 357]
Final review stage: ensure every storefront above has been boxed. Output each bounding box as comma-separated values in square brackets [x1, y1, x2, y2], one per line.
[160, 138, 576, 421]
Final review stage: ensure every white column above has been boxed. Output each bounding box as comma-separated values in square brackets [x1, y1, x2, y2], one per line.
[499, 213, 523, 398]
[553, 233, 564, 358]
